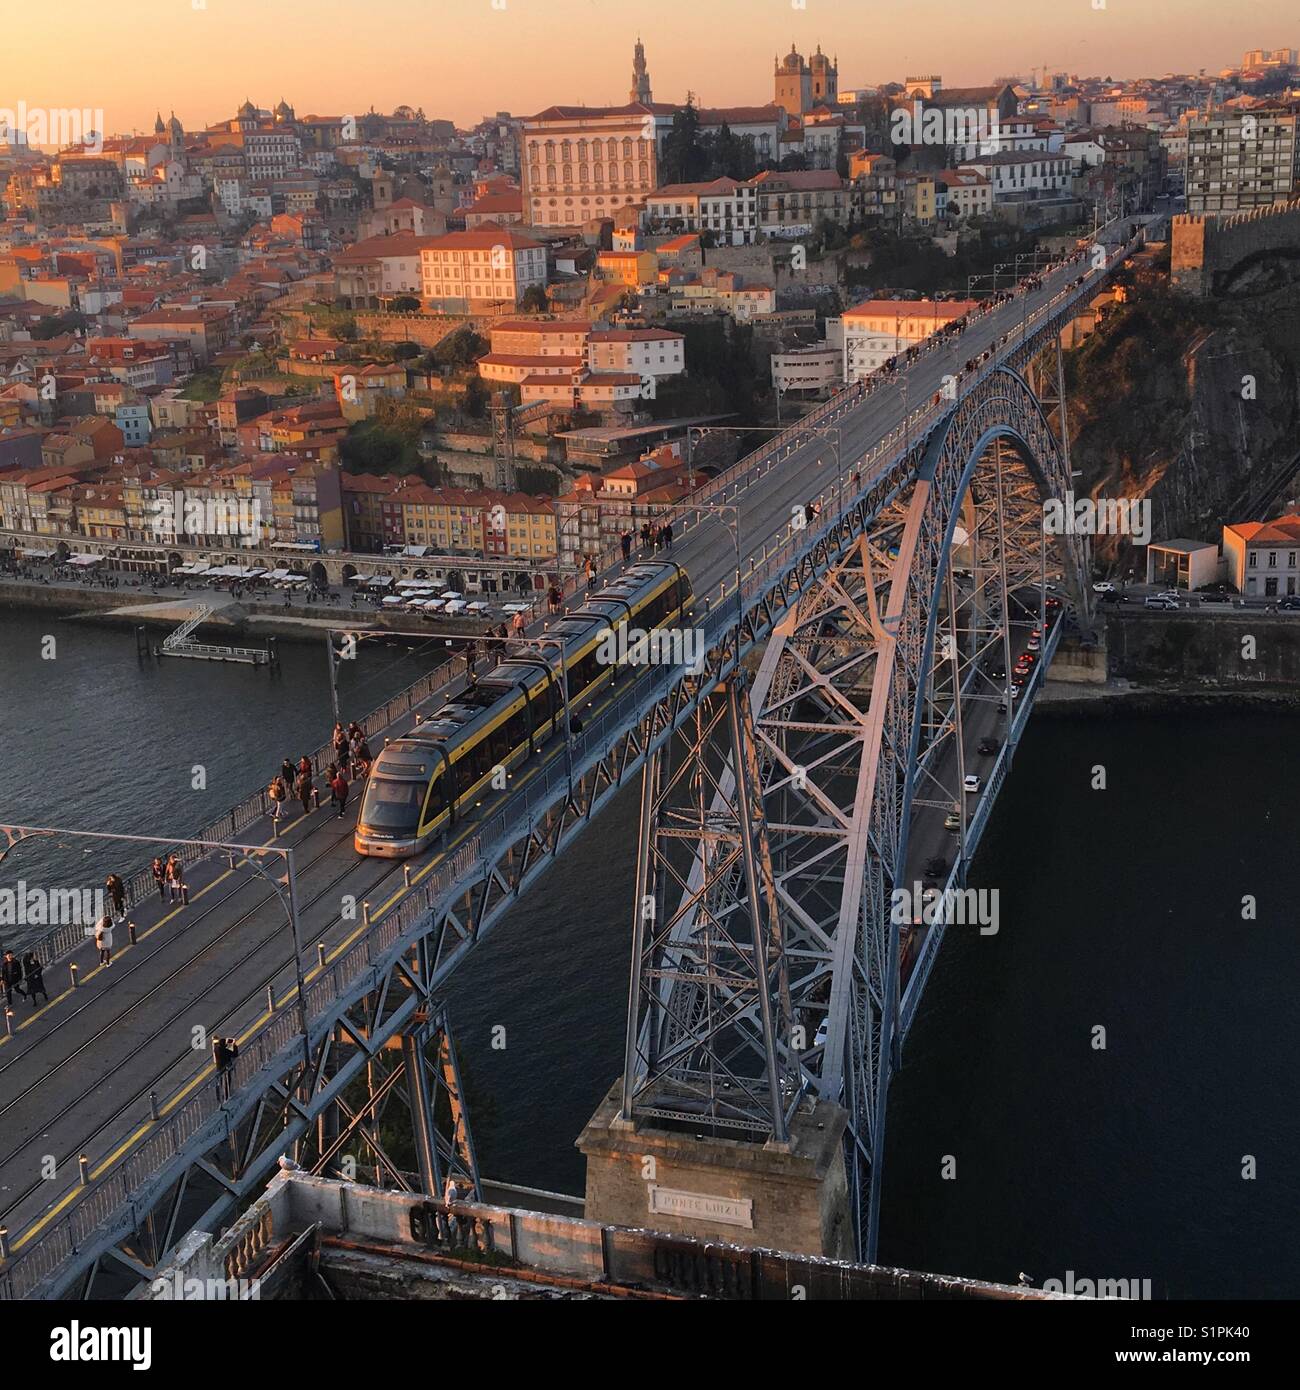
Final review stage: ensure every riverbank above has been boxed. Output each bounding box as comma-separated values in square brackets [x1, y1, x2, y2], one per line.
[0, 579, 496, 643]
[1039, 676, 1300, 715]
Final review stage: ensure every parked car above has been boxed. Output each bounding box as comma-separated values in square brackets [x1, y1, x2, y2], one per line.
[1280, 596, 1300, 611]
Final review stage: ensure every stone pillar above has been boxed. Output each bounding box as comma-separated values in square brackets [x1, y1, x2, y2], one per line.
[577, 1082, 853, 1260]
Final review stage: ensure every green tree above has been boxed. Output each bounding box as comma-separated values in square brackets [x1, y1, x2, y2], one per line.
[520, 284, 549, 312]
[388, 295, 421, 312]
[433, 327, 488, 367]
[661, 97, 707, 184]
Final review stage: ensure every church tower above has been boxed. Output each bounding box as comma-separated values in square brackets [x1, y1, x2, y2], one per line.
[629, 37, 652, 104]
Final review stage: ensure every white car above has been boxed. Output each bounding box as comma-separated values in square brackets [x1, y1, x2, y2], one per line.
[963, 773, 982, 794]
[1144, 595, 1177, 610]
[1092, 581, 1115, 594]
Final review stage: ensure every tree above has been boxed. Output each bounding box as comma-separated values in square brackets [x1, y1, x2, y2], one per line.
[520, 284, 549, 312]
[661, 97, 708, 184]
[433, 327, 488, 367]
[463, 375, 489, 418]
[388, 295, 421, 312]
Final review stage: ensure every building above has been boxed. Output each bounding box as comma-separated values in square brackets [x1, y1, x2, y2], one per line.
[419, 225, 547, 312]
[771, 343, 843, 395]
[587, 328, 685, 378]
[957, 150, 1073, 202]
[841, 297, 979, 382]
[398, 484, 556, 559]
[936, 168, 993, 220]
[629, 38, 653, 104]
[749, 168, 849, 237]
[1223, 514, 1300, 597]
[645, 178, 759, 245]
[333, 233, 436, 309]
[1145, 538, 1220, 592]
[1185, 108, 1300, 215]
[774, 45, 838, 116]
[521, 103, 675, 229]
[595, 248, 658, 287]
[127, 305, 235, 366]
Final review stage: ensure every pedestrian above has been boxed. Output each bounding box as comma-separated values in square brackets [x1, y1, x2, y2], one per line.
[166, 854, 188, 905]
[279, 757, 295, 790]
[212, 1035, 239, 1098]
[851, 470, 861, 491]
[330, 768, 350, 818]
[353, 737, 373, 780]
[94, 915, 114, 967]
[105, 872, 126, 917]
[620, 529, 632, 561]
[297, 754, 312, 780]
[332, 722, 349, 763]
[640, 520, 652, 552]
[547, 583, 562, 614]
[804, 502, 816, 527]
[268, 774, 287, 822]
[21, 952, 48, 1006]
[585, 557, 596, 587]
[151, 856, 167, 901]
[511, 610, 527, 638]
[295, 767, 314, 816]
[662, 521, 674, 552]
[1, 949, 24, 1006]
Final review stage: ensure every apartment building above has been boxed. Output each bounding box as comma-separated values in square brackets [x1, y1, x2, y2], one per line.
[1185, 108, 1300, 214]
[957, 150, 1073, 201]
[749, 168, 850, 237]
[333, 232, 436, 309]
[398, 484, 556, 559]
[841, 297, 979, 382]
[419, 225, 547, 311]
[645, 177, 759, 245]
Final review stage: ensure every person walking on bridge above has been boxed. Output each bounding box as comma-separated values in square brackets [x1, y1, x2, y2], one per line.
[1, 949, 24, 1006]
[268, 774, 287, 824]
[620, 529, 632, 562]
[330, 767, 350, 818]
[105, 873, 126, 918]
[511, 609, 527, 638]
[662, 521, 674, 552]
[279, 758, 295, 791]
[151, 856, 167, 901]
[166, 854, 188, 906]
[21, 952, 48, 1006]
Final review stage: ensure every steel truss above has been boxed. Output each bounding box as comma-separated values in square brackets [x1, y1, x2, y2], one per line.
[621, 362, 1091, 1260]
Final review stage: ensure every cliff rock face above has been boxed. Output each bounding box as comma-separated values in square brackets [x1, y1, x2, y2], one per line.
[1064, 268, 1300, 570]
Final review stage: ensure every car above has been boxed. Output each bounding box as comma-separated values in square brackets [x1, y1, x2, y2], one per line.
[1026, 634, 1042, 649]
[963, 774, 982, 794]
[813, 1018, 829, 1049]
[1158, 590, 1181, 601]
[1092, 580, 1116, 594]
[1098, 590, 1129, 605]
[987, 663, 1007, 680]
[1144, 595, 1177, 610]
[1198, 592, 1229, 604]
[943, 811, 961, 832]
[977, 737, 998, 756]
[923, 856, 947, 878]
[1280, 596, 1300, 611]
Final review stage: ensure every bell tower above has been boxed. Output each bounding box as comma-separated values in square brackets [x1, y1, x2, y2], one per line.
[630, 37, 653, 104]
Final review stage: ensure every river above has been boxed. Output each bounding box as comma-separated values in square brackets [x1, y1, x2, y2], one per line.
[0, 608, 1295, 1298]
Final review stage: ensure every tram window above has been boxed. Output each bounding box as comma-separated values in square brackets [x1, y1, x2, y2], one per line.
[505, 702, 529, 749]
[490, 720, 510, 766]
[426, 769, 448, 819]
[468, 735, 492, 786]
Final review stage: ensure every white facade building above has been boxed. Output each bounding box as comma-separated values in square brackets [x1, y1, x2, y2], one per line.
[420, 225, 547, 311]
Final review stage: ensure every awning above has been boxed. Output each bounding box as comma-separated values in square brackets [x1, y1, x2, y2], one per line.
[68, 554, 102, 567]
[21, 548, 56, 559]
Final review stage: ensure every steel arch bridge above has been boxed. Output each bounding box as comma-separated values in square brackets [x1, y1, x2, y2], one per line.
[4, 239, 1136, 1298]
[621, 361, 1093, 1259]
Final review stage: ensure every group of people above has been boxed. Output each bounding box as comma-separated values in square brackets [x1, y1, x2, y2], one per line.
[149, 856, 189, 905]
[1, 948, 48, 1008]
[267, 724, 374, 824]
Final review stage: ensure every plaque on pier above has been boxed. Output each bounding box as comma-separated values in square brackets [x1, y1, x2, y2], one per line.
[647, 1184, 753, 1229]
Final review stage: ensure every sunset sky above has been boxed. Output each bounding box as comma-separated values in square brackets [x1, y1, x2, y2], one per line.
[1, 0, 1294, 135]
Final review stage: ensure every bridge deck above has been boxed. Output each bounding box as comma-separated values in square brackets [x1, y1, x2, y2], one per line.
[0, 228, 1133, 1289]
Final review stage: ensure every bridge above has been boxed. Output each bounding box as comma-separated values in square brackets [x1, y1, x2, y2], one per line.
[0, 224, 1138, 1298]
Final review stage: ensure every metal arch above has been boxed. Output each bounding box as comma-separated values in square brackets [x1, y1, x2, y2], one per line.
[644, 364, 1094, 1261]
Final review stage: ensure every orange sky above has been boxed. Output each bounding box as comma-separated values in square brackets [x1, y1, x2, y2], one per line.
[0, 0, 1291, 136]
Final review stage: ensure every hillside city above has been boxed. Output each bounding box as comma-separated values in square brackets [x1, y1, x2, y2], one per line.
[2, 42, 1299, 603]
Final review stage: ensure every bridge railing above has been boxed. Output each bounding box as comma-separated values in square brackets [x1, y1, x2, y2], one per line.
[0, 241, 1135, 1302]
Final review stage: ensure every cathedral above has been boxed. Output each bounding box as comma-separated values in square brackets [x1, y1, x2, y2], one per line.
[774, 44, 838, 116]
